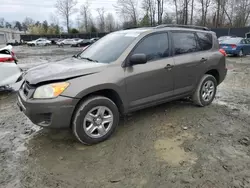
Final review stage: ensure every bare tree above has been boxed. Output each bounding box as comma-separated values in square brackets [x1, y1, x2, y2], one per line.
[97, 8, 106, 32]
[106, 13, 116, 32]
[157, 0, 164, 24]
[173, 0, 179, 23]
[22, 17, 35, 33]
[80, 3, 91, 32]
[50, 13, 60, 26]
[55, 0, 78, 33]
[183, 0, 189, 25]
[115, 0, 138, 27]
[199, 0, 211, 26]
[232, 0, 250, 27]
[190, 0, 194, 24]
[142, 0, 156, 26]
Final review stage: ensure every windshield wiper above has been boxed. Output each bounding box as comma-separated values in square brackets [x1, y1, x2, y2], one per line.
[79, 56, 98, 62]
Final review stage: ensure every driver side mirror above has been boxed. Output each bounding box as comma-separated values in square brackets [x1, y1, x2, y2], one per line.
[129, 53, 147, 66]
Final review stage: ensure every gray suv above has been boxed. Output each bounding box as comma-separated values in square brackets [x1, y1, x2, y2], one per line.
[18, 25, 227, 145]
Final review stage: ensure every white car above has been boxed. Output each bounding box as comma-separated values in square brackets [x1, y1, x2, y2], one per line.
[27, 38, 51, 46]
[0, 45, 23, 90]
[57, 39, 79, 46]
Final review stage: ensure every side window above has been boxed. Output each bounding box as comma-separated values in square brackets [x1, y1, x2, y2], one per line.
[172, 32, 198, 55]
[132, 33, 169, 61]
[197, 32, 213, 51]
[241, 39, 246, 44]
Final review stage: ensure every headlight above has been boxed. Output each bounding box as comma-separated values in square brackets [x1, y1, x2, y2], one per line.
[33, 82, 69, 99]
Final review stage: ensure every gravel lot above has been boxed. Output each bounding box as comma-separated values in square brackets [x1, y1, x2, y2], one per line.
[1, 46, 250, 188]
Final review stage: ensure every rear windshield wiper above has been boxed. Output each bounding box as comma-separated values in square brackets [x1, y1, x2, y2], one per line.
[79, 56, 98, 62]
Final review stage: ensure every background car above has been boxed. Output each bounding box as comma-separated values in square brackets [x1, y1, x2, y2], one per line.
[27, 38, 51, 46]
[90, 37, 100, 43]
[218, 35, 237, 44]
[71, 39, 92, 47]
[0, 45, 22, 90]
[50, 38, 60, 45]
[6, 39, 20, 46]
[220, 37, 250, 56]
[57, 39, 79, 46]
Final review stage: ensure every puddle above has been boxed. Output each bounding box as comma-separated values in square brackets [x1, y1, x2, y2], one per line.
[154, 133, 197, 166]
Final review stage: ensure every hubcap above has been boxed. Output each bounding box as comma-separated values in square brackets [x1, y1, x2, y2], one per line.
[201, 80, 215, 102]
[83, 106, 113, 138]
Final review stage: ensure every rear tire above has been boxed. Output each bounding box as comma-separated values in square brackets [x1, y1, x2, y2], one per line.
[192, 74, 217, 107]
[238, 50, 244, 57]
[72, 96, 119, 145]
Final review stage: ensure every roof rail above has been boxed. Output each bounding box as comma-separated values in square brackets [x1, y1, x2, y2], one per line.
[155, 24, 210, 31]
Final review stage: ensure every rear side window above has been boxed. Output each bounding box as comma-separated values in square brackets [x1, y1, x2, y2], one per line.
[196, 32, 213, 50]
[172, 32, 199, 55]
[241, 39, 246, 44]
[132, 33, 169, 61]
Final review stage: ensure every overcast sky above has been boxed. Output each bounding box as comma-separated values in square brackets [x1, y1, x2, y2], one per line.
[2, 0, 117, 23]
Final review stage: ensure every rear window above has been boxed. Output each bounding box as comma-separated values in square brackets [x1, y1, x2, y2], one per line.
[196, 32, 213, 51]
[222, 38, 242, 44]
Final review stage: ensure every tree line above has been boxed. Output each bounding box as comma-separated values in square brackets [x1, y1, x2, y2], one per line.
[56, 0, 250, 33]
[0, 17, 61, 35]
[1, 0, 250, 35]
[114, 0, 250, 28]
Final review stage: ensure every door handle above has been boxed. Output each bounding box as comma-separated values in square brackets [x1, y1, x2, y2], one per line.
[200, 58, 208, 62]
[164, 64, 174, 70]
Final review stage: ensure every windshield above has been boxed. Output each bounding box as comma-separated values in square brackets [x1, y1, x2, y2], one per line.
[222, 38, 242, 44]
[80, 32, 138, 63]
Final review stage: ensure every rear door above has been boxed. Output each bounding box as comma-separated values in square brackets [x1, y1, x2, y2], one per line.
[171, 31, 209, 95]
[125, 32, 175, 109]
[242, 39, 250, 54]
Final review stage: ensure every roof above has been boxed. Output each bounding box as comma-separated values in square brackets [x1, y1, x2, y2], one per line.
[116, 25, 213, 36]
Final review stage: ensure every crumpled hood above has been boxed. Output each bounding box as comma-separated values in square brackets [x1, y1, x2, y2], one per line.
[25, 57, 107, 85]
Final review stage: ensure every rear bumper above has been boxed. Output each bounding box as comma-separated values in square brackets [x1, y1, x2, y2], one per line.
[17, 91, 79, 128]
[224, 49, 239, 55]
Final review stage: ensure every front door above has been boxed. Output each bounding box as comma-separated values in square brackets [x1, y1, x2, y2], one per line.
[125, 32, 175, 110]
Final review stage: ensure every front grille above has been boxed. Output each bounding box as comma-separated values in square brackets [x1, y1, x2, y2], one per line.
[22, 81, 34, 98]
[23, 86, 29, 96]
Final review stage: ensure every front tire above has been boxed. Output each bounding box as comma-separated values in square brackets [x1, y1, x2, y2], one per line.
[72, 96, 119, 145]
[192, 74, 217, 107]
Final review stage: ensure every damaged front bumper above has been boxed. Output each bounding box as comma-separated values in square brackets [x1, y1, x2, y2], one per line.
[17, 83, 79, 128]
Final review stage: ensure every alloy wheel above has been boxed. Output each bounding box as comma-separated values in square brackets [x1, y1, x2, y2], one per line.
[83, 106, 114, 138]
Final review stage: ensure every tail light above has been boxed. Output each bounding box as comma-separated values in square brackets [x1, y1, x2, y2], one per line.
[0, 57, 15, 62]
[231, 44, 237, 49]
[219, 49, 227, 56]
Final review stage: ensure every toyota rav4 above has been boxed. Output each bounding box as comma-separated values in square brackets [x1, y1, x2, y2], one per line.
[18, 25, 227, 145]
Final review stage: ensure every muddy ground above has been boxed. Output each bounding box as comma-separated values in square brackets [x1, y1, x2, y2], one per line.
[1, 46, 250, 188]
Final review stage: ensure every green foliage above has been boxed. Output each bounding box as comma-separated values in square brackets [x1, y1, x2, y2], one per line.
[43, 20, 49, 33]
[90, 25, 98, 33]
[14, 21, 22, 31]
[28, 21, 61, 35]
[140, 14, 150, 27]
[70, 28, 79, 34]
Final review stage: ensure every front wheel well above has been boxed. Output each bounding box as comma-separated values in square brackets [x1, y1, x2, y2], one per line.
[205, 69, 219, 84]
[75, 89, 124, 115]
